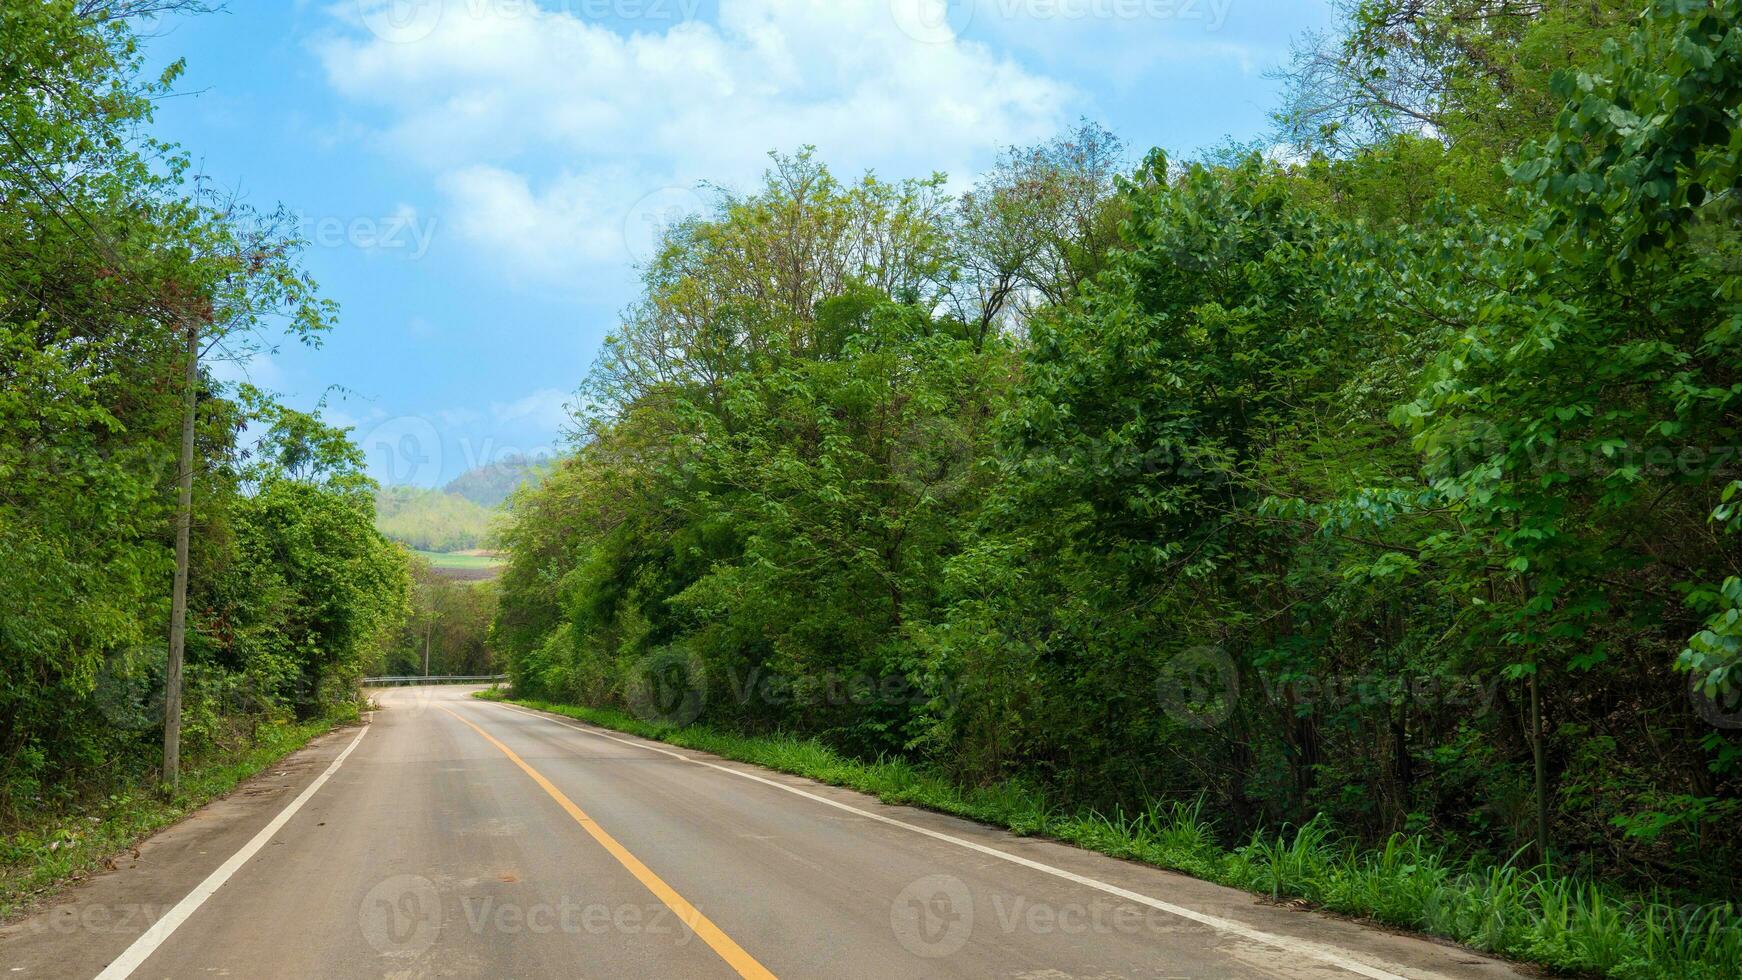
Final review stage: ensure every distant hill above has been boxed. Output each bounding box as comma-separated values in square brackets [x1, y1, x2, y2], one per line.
[375, 457, 548, 552]
[442, 453, 547, 508]
[375, 485, 496, 552]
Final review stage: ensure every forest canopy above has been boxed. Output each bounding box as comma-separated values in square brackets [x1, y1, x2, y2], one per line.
[5, 0, 1741, 974]
[493, 0, 1742, 907]
[0, 2, 408, 816]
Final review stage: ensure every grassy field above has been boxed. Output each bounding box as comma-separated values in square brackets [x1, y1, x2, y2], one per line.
[412, 549, 505, 572]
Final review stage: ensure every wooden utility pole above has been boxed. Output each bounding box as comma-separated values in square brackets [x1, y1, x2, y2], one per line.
[164, 317, 198, 794]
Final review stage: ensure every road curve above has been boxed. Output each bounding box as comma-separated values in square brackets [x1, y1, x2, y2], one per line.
[1, 686, 1532, 979]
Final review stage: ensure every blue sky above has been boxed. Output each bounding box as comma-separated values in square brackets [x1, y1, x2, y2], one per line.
[145, 0, 1335, 486]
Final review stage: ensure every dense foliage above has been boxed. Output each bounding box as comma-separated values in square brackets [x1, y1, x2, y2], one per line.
[374, 484, 499, 552]
[0, 3, 406, 818]
[495, 0, 1742, 911]
[376, 557, 497, 678]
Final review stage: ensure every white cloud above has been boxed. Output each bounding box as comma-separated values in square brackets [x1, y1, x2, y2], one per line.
[438, 165, 643, 279]
[319, 0, 1075, 280]
[491, 387, 573, 430]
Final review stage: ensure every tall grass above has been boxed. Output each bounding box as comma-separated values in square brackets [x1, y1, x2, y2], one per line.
[491, 693, 1742, 979]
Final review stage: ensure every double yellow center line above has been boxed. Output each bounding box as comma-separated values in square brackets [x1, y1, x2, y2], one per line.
[438, 705, 776, 979]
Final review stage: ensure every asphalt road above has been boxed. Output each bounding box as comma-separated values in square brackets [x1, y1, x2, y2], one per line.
[1, 686, 1533, 979]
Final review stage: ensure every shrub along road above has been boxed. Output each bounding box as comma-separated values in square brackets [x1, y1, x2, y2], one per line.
[0, 686, 1529, 979]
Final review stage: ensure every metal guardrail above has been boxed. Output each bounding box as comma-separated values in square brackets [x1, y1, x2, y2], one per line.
[362, 675, 508, 687]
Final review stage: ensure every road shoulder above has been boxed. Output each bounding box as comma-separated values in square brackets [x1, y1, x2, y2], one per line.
[0, 720, 365, 978]
[485, 697, 1537, 980]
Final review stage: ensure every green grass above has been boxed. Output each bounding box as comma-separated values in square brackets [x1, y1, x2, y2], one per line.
[412, 549, 505, 571]
[0, 711, 351, 920]
[483, 693, 1742, 980]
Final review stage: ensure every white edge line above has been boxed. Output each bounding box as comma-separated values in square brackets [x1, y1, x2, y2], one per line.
[92, 723, 371, 980]
[484, 700, 1435, 980]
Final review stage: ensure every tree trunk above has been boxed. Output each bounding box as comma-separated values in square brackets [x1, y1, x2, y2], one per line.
[163, 319, 198, 795]
[1530, 663, 1550, 867]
